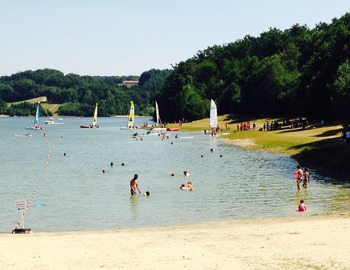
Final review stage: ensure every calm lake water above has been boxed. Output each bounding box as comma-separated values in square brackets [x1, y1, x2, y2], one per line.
[1, 116, 350, 232]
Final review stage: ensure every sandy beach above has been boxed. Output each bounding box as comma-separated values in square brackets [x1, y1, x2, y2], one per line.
[1, 213, 349, 270]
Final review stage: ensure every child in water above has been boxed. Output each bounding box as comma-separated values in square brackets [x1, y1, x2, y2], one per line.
[298, 199, 307, 212]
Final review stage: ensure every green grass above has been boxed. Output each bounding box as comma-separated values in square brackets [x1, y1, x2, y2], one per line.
[9, 96, 48, 105]
[8, 96, 61, 115]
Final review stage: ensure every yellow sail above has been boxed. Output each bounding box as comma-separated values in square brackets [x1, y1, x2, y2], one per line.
[92, 103, 98, 128]
[127, 101, 135, 128]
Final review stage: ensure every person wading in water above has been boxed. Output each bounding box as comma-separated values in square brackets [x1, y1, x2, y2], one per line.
[130, 174, 141, 195]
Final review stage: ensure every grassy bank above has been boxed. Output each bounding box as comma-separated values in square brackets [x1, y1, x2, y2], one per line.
[8, 96, 61, 115]
[169, 115, 350, 183]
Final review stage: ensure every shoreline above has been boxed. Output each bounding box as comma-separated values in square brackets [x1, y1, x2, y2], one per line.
[174, 115, 350, 182]
[2, 213, 349, 269]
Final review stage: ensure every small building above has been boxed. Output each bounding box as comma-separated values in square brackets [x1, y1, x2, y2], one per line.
[121, 80, 139, 85]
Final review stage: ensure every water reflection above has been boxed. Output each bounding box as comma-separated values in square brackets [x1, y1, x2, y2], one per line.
[130, 195, 138, 211]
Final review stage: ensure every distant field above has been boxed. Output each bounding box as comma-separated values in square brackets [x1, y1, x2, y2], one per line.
[8, 96, 61, 115]
[10, 96, 48, 105]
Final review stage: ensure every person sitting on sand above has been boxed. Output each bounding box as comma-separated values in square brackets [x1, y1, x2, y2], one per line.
[183, 170, 190, 176]
[298, 199, 307, 212]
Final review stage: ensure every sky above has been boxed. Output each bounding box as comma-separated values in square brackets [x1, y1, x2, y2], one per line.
[1, 0, 350, 77]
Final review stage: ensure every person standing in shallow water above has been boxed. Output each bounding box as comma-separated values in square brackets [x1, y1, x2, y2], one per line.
[295, 165, 303, 190]
[303, 168, 310, 189]
[130, 174, 141, 195]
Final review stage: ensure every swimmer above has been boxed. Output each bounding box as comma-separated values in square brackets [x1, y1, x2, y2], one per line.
[187, 181, 193, 190]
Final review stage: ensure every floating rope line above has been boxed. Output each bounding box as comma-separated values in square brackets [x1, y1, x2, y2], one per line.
[13, 133, 51, 231]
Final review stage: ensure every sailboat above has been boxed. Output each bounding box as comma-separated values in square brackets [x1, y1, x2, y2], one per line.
[80, 103, 99, 128]
[143, 101, 168, 135]
[120, 101, 138, 130]
[155, 101, 161, 126]
[209, 99, 218, 133]
[26, 102, 44, 130]
[155, 101, 177, 132]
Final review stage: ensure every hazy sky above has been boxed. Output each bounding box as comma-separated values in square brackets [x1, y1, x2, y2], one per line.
[1, 0, 350, 76]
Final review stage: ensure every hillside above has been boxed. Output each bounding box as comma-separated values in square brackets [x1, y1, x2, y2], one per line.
[8, 96, 61, 115]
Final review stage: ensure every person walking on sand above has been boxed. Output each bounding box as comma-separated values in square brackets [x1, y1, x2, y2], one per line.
[130, 174, 141, 195]
[295, 165, 303, 190]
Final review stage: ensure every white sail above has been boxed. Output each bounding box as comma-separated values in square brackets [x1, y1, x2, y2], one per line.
[209, 99, 218, 129]
[155, 101, 161, 126]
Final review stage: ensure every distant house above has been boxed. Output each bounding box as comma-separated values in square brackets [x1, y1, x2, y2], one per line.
[121, 80, 139, 85]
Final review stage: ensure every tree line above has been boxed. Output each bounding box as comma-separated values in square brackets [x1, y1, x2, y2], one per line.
[0, 68, 171, 117]
[1, 13, 350, 127]
[156, 12, 350, 125]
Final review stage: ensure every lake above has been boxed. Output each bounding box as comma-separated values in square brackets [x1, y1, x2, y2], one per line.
[1, 116, 350, 232]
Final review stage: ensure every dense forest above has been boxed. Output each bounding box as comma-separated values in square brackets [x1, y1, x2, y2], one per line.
[1, 13, 350, 126]
[0, 69, 171, 117]
[157, 12, 350, 125]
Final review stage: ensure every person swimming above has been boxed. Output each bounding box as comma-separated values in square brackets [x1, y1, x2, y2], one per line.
[187, 181, 193, 190]
[180, 182, 194, 191]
